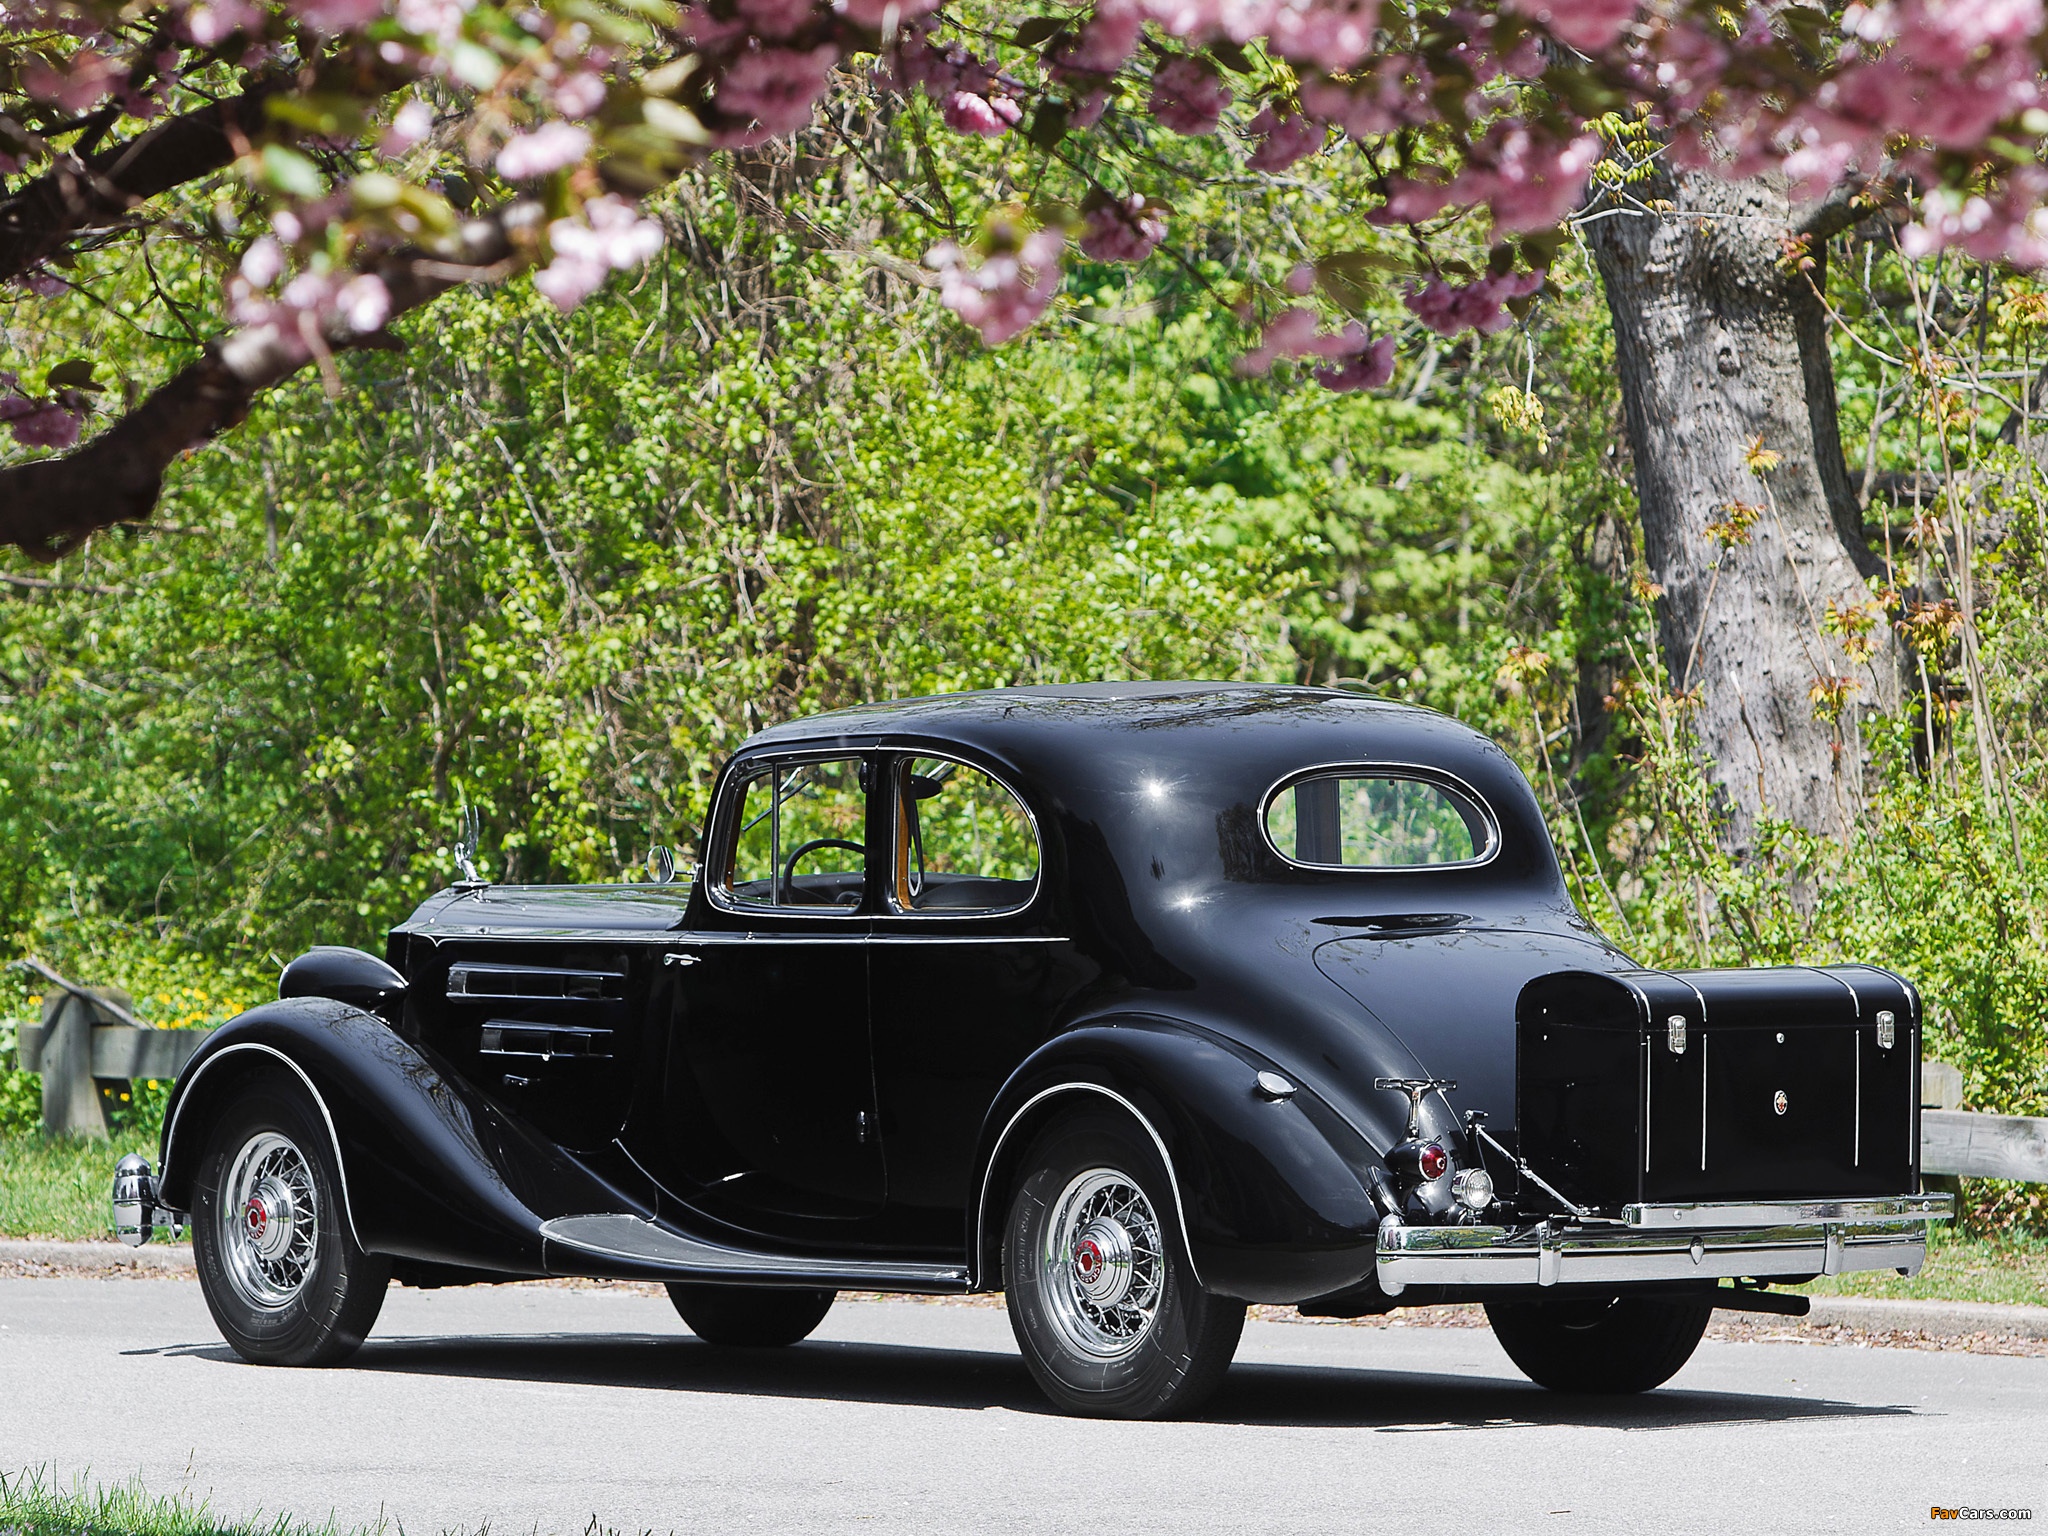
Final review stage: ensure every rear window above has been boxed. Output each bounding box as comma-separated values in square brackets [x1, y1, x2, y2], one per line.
[1265, 772, 1493, 869]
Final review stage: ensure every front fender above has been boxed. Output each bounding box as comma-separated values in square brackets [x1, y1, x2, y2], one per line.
[157, 999, 636, 1275]
[973, 1017, 1385, 1305]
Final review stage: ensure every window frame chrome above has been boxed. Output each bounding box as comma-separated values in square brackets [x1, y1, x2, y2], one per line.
[1258, 760, 1503, 874]
[879, 748, 1045, 922]
[705, 747, 877, 921]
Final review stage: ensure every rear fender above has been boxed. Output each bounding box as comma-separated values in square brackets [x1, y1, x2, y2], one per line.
[971, 1018, 1385, 1305]
[157, 999, 632, 1275]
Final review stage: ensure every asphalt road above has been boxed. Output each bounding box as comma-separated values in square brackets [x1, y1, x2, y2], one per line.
[2, 1278, 2042, 1536]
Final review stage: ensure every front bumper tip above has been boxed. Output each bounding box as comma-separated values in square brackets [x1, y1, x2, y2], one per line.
[110, 1154, 182, 1247]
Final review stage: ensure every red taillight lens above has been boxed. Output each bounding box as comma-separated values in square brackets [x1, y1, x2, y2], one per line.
[1419, 1143, 1449, 1180]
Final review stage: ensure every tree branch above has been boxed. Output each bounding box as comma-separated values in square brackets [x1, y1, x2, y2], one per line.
[0, 59, 405, 285]
[0, 202, 540, 561]
[0, 82, 281, 283]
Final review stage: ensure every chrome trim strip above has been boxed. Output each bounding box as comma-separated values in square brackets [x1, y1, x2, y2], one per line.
[972, 1083, 1198, 1292]
[1699, 1031, 1708, 1172]
[1378, 1216, 1932, 1294]
[539, 1215, 969, 1287]
[1641, 1034, 1651, 1174]
[1255, 759, 1504, 875]
[1804, 965, 1863, 1018]
[158, 1042, 364, 1252]
[402, 927, 1072, 947]
[1620, 1194, 1953, 1228]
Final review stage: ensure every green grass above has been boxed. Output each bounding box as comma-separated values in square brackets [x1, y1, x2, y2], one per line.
[1791, 1222, 2048, 1307]
[0, 1469, 378, 1536]
[0, 1467, 674, 1536]
[0, 1130, 177, 1243]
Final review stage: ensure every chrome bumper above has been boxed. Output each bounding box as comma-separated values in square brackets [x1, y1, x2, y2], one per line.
[1377, 1194, 1953, 1296]
[110, 1154, 182, 1247]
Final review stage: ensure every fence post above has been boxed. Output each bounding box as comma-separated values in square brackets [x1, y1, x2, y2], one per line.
[36, 985, 139, 1140]
[39, 992, 105, 1138]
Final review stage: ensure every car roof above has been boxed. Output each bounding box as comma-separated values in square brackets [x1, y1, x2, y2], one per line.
[749, 682, 1444, 750]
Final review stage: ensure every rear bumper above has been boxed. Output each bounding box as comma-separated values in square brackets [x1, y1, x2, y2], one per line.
[1377, 1194, 1953, 1296]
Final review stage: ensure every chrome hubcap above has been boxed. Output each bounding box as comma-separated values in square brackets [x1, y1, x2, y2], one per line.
[1041, 1169, 1164, 1360]
[220, 1132, 318, 1310]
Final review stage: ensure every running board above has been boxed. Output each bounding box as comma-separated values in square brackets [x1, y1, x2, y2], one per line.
[538, 1214, 971, 1291]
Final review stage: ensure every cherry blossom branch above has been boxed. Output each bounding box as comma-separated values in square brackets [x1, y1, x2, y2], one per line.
[0, 200, 542, 561]
[0, 76, 288, 284]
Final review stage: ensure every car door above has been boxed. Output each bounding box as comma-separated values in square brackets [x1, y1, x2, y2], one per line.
[865, 752, 1095, 1254]
[654, 753, 887, 1240]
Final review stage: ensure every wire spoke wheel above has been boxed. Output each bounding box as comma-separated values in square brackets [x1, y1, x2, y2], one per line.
[1039, 1168, 1166, 1362]
[219, 1130, 320, 1311]
[1004, 1109, 1245, 1419]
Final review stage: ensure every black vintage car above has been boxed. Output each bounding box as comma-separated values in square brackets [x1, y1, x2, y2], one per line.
[113, 684, 1948, 1418]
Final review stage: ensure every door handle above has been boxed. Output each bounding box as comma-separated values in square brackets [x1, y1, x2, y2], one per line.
[663, 952, 700, 967]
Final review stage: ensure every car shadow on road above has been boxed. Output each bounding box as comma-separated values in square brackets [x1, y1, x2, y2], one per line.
[139, 1330, 1919, 1432]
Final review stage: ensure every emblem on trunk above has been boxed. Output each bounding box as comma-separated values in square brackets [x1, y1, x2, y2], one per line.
[1773, 1090, 1789, 1116]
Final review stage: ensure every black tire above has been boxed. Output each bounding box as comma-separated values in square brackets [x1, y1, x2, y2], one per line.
[191, 1073, 389, 1366]
[666, 1284, 836, 1346]
[1003, 1108, 1245, 1420]
[1485, 1293, 1713, 1393]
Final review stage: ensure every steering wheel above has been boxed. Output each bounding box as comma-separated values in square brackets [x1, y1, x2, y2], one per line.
[782, 838, 865, 905]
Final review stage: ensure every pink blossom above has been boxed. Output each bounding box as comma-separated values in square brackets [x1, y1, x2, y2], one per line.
[240, 236, 285, 288]
[834, 0, 942, 26]
[1068, 90, 1109, 129]
[1404, 270, 1543, 337]
[1149, 56, 1231, 137]
[926, 226, 1066, 344]
[1505, 0, 1636, 52]
[21, 268, 66, 298]
[944, 92, 1010, 136]
[181, 0, 264, 46]
[711, 45, 839, 143]
[289, 0, 386, 33]
[22, 50, 119, 113]
[891, 36, 993, 99]
[380, 99, 435, 157]
[1315, 336, 1396, 393]
[553, 72, 607, 118]
[336, 274, 391, 333]
[8, 401, 84, 450]
[1237, 307, 1377, 374]
[1285, 262, 1315, 296]
[496, 121, 593, 180]
[732, 0, 818, 39]
[1079, 193, 1167, 263]
[1245, 105, 1323, 173]
[1262, 0, 1381, 69]
[1846, 0, 2045, 71]
[534, 195, 665, 311]
[1053, 5, 1142, 74]
[393, 0, 470, 38]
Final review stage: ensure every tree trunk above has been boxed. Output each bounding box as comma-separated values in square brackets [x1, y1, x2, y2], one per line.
[1589, 167, 1901, 850]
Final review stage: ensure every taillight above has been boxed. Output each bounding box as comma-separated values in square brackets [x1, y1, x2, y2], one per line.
[1419, 1143, 1449, 1180]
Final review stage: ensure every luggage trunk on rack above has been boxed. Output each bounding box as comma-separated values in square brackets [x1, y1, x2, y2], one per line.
[1515, 965, 1922, 1213]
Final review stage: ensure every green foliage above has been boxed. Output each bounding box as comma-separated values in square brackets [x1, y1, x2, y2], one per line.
[0, 1131, 165, 1240]
[0, 1469, 374, 1536]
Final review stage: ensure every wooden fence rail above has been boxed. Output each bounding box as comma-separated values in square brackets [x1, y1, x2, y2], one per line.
[5, 958, 213, 1138]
